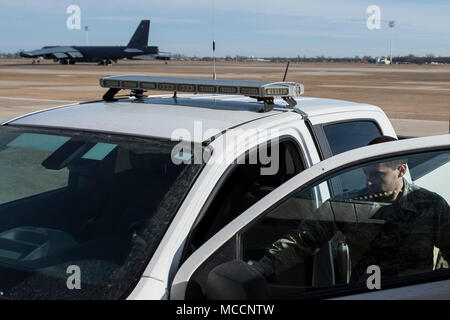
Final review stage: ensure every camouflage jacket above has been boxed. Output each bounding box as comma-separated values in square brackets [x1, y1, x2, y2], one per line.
[259, 179, 450, 282]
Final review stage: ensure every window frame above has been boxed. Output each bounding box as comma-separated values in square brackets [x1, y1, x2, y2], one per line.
[313, 119, 383, 159]
[179, 136, 307, 266]
[237, 149, 450, 299]
[313, 119, 383, 197]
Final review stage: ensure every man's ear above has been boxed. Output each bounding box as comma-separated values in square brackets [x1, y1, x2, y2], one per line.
[398, 164, 407, 177]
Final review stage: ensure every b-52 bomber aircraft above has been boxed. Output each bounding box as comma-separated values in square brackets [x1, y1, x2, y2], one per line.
[20, 20, 167, 65]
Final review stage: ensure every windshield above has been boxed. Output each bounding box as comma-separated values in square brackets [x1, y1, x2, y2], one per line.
[0, 125, 204, 299]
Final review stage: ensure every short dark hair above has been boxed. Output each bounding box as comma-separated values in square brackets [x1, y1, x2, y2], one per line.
[368, 136, 398, 145]
[368, 136, 405, 169]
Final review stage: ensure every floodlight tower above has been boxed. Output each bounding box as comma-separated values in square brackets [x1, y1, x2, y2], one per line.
[389, 21, 395, 64]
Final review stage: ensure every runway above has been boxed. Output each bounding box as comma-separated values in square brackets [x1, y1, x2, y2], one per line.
[0, 59, 448, 136]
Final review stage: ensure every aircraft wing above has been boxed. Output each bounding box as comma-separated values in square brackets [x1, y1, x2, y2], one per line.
[20, 46, 84, 59]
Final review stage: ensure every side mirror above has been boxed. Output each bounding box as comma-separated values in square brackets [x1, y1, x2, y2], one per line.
[205, 260, 269, 300]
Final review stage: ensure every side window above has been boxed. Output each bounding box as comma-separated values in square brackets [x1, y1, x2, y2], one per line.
[323, 121, 382, 155]
[183, 140, 305, 293]
[188, 139, 305, 251]
[322, 121, 382, 195]
[189, 149, 450, 299]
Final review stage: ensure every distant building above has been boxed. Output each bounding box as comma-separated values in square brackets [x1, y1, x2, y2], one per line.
[376, 57, 391, 65]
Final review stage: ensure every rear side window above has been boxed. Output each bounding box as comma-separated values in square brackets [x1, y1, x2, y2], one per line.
[323, 121, 381, 155]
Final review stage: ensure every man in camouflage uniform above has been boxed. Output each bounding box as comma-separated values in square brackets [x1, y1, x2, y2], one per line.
[254, 136, 450, 282]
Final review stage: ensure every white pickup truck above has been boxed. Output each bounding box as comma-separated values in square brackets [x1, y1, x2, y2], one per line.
[0, 76, 448, 300]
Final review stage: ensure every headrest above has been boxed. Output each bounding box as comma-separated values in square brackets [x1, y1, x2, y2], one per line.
[242, 144, 290, 188]
[129, 152, 183, 182]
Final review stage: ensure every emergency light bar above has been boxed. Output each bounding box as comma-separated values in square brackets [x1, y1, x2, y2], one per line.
[100, 75, 304, 111]
[101, 75, 303, 98]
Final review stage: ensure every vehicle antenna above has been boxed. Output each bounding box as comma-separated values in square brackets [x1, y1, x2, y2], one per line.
[283, 61, 290, 82]
[212, 0, 217, 80]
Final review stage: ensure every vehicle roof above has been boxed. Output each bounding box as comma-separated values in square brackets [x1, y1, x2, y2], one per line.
[4, 94, 381, 143]
[296, 97, 381, 117]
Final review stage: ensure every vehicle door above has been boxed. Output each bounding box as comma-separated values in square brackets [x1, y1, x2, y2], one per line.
[170, 135, 450, 300]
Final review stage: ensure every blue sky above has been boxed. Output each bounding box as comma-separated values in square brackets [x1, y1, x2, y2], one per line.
[1, 0, 449, 57]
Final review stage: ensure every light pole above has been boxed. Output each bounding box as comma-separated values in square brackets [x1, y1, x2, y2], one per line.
[85, 26, 89, 45]
[389, 21, 395, 64]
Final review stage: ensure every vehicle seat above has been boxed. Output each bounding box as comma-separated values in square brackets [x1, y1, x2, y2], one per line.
[73, 148, 138, 242]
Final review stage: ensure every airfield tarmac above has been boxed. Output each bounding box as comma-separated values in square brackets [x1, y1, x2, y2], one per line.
[0, 59, 448, 137]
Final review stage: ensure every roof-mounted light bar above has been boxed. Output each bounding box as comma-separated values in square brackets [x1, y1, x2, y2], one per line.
[100, 75, 304, 111]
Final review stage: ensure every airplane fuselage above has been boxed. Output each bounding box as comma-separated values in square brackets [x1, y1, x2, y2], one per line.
[19, 20, 164, 64]
[21, 45, 159, 64]
[71, 45, 159, 61]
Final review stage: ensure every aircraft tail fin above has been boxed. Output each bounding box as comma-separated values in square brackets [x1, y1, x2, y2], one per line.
[127, 20, 150, 48]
